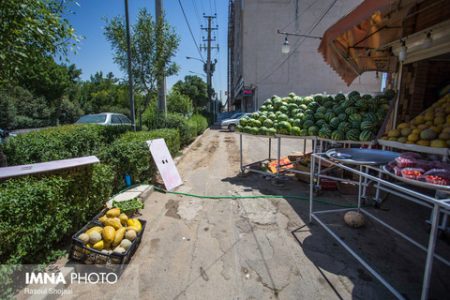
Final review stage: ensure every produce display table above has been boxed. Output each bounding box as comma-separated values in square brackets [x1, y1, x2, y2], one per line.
[309, 152, 450, 300]
[378, 139, 450, 161]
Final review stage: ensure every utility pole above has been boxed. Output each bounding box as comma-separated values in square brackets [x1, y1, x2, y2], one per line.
[201, 15, 218, 122]
[156, 0, 167, 116]
[124, 0, 136, 130]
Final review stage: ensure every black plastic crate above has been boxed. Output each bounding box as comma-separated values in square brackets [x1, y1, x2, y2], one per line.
[69, 219, 146, 272]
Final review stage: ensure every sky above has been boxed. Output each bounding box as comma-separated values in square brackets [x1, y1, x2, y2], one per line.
[66, 0, 227, 102]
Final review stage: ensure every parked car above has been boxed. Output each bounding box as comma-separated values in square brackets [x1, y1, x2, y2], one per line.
[76, 113, 132, 126]
[220, 113, 249, 132]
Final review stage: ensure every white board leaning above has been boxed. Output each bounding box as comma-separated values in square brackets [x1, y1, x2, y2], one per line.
[147, 138, 183, 191]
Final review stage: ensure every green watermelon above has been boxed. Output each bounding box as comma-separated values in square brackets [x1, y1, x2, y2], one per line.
[277, 121, 292, 135]
[273, 98, 283, 109]
[244, 126, 252, 133]
[290, 126, 301, 136]
[293, 119, 302, 127]
[362, 94, 372, 101]
[253, 120, 262, 127]
[314, 95, 325, 105]
[324, 100, 334, 108]
[303, 120, 314, 128]
[345, 107, 358, 115]
[346, 129, 360, 141]
[290, 108, 300, 116]
[364, 112, 378, 123]
[308, 126, 319, 136]
[335, 104, 346, 114]
[280, 105, 289, 114]
[315, 119, 327, 127]
[351, 121, 361, 129]
[348, 91, 360, 100]
[267, 128, 276, 135]
[265, 104, 274, 111]
[295, 113, 305, 120]
[259, 126, 268, 135]
[359, 130, 373, 141]
[316, 106, 327, 114]
[259, 105, 267, 112]
[338, 122, 350, 132]
[294, 96, 303, 105]
[337, 113, 347, 121]
[331, 130, 344, 141]
[303, 96, 314, 105]
[308, 101, 320, 110]
[239, 117, 249, 127]
[300, 129, 308, 136]
[236, 124, 243, 132]
[267, 112, 276, 119]
[349, 113, 362, 123]
[329, 117, 340, 129]
[250, 127, 259, 135]
[299, 104, 308, 111]
[360, 120, 376, 131]
[277, 114, 289, 122]
[335, 93, 346, 102]
[314, 112, 325, 120]
[263, 119, 274, 128]
[288, 92, 296, 98]
[318, 127, 331, 139]
[288, 103, 298, 111]
[324, 112, 336, 122]
[258, 116, 267, 123]
[264, 98, 272, 105]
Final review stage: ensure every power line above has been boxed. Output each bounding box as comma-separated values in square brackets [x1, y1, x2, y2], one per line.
[191, 0, 201, 25]
[209, 0, 213, 15]
[177, 0, 204, 61]
[258, 0, 338, 83]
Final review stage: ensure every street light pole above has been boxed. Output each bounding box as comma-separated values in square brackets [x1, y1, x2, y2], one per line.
[124, 0, 136, 131]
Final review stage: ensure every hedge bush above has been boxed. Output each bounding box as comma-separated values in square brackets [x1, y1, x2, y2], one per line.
[144, 113, 195, 146]
[101, 129, 180, 190]
[0, 164, 114, 265]
[2, 124, 130, 165]
[190, 114, 208, 134]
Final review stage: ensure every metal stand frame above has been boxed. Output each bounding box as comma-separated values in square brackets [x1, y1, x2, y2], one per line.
[309, 153, 450, 300]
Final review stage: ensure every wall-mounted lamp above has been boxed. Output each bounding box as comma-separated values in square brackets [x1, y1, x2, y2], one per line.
[422, 32, 433, 49]
[398, 40, 407, 62]
[282, 35, 290, 54]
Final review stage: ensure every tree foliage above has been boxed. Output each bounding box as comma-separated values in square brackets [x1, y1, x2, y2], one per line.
[173, 75, 209, 110]
[0, 0, 79, 84]
[167, 91, 193, 116]
[104, 8, 180, 125]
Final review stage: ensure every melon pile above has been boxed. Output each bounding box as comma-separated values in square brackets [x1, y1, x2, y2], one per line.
[237, 90, 393, 141]
[382, 94, 450, 148]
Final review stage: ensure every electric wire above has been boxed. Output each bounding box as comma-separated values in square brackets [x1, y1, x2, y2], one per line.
[257, 0, 338, 83]
[177, 0, 204, 61]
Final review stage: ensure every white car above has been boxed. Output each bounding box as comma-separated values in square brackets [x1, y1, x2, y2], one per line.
[221, 113, 249, 131]
[76, 113, 132, 126]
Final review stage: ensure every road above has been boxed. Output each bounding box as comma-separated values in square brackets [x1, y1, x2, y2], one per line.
[51, 129, 449, 300]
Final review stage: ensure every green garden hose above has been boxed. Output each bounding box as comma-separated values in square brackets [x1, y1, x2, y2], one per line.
[153, 186, 359, 209]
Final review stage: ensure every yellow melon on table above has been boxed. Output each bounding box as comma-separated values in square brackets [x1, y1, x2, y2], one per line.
[417, 140, 430, 146]
[430, 139, 447, 148]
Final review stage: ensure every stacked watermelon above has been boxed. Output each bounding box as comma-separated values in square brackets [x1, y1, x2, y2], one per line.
[237, 91, 393, 141]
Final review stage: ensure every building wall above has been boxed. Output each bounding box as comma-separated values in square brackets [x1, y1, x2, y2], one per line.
[229, 0, 382, 111]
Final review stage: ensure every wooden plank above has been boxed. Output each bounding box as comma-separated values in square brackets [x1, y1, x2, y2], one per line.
[0, 156, 100, 180]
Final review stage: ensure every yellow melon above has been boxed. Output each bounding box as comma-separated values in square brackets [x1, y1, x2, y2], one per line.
[424, 112, 434, 121]
[430, 139, 447, 148]
[397, 122, 410, 129]
[413, 115, 425, 125]
[407, 133, 419, 142]
[387, 129, 400, 138]
[434, 116, 445, 126]
[400, 128, 412, 137]
[417, 140, 430, 146]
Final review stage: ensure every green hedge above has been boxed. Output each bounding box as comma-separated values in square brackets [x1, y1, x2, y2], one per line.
[2, 124, 129, 166]
[190, 114, 208, 134]
[101, 129, 180, 190]
[144, 113, 197, 146]
[0, 164, 114, 265]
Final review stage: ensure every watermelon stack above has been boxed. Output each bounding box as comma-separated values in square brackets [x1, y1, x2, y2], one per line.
[237, 90, 394, 141]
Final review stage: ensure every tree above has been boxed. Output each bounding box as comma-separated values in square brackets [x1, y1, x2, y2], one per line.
[104, 8, 180, 127]
[167, 91, 193, 116]
[0, 92, 17, 130]
[0, 0, 79, 85]
[173, 76, 209, 110]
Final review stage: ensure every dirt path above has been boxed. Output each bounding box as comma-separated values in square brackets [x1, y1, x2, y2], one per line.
[57, 129, 449, 300]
